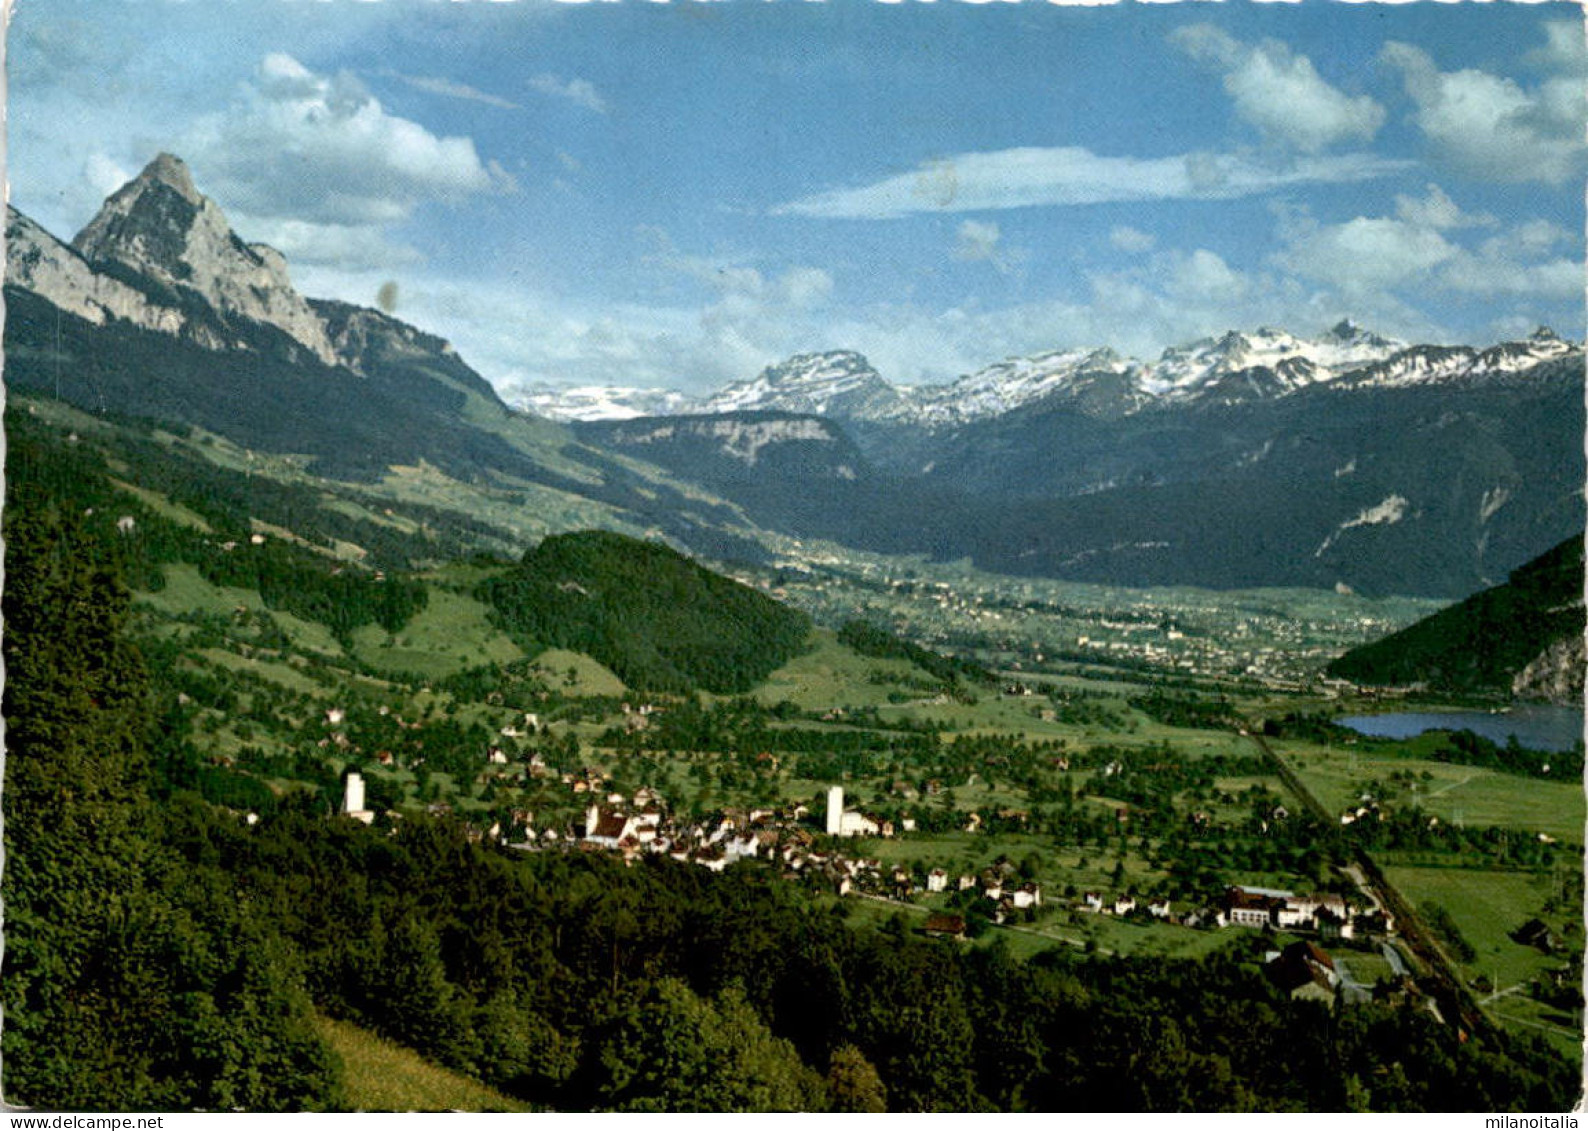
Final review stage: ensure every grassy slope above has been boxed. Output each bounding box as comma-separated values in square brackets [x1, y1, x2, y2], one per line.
[349, 586, 525, 679]
[313, 1015, 535, 1112]
[1380, 866, 1581, 1058]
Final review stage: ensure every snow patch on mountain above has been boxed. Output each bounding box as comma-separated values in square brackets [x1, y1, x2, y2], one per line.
[909, 347, 1138, 425]
[701, 351, 908, 420]
[1345, 494, 1410, 529]
[1315, 494, 1411, 557]
[511, 384, 701, 421]
[1143, 323, 1408, 399]
[1479, 486, 1511, 524]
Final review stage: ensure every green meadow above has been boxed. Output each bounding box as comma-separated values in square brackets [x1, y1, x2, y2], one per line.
[1274, 738, 1584, 844]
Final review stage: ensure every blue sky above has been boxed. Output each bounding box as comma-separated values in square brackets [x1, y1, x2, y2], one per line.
[9, 0, 1585, 395]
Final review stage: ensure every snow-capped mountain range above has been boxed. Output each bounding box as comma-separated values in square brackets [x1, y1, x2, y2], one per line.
[511, 321, 1579, 427]
[6, 152, 1581, 600]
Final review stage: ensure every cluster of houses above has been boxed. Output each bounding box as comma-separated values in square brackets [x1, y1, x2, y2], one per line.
[489, 779, 1050, 915]
[343, 745, 1404, 959]
[500, 781, 877, 880]
[1074, 883, 1394, 940]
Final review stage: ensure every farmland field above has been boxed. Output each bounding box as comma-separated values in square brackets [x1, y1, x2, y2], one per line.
[1272, 739, 1585, 844]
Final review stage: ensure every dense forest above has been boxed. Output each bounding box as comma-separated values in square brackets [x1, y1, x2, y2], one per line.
[2, 486, 1578, 1111]
[6, 410, 433, 641]
[480, 530, 812, 694]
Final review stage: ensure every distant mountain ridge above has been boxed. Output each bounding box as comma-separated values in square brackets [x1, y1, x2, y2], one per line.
[512, 321, 1579, 427]
[7, 153, 1581, 601]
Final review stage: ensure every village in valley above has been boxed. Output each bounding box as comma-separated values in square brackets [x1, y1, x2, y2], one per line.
[328, 685, 1519, 1028]
[87, 472, 1574, 1066]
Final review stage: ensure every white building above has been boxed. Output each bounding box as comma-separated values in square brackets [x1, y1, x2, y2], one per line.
[342, 771, 374, 825]
[826, 786, 882, 837]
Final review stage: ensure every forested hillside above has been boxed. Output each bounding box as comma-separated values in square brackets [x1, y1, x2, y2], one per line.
[1326, 536, 1585, 698]
[480, 530, 812, 694]
[1, 481, 342, 1110]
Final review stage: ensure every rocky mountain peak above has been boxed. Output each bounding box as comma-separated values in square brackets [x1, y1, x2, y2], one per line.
[70, 153, 337, 366]
[142, 152, 203, 204]
[755, 350, 881, 391]
[701, 349, 907, 418]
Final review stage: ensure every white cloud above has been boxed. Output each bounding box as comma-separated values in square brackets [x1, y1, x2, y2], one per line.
[951, 219, 1026, 274]
[1392, 183, 1491, 231]
[777, 266, 836, 309]
[1381, 37, 1585, 185]
[1109, 226, 1156, 254]
[774, 147, 1409, 219]
[231, 215, 424, 271]
[953, 219, 1003, 263]
[1084, 250, 1316, 357]
[1172, 25, 1384, 153]
[528, 73, 608, 114]
[1443, 254, 1582, 300]
[1166, 248, 1249, 305]
[1281, 215, 1460, 294]
[1509, 219, 1573, 256]
[390, 72, 520, 111]
[640, 230, 835, 314]
[1528, 19, 1587, 73]
[182, 53, 516, 232]
[83, 152, 133, 200]
[1276, 187, 1583, 306]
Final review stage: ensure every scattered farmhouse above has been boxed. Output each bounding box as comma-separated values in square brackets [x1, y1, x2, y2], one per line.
[1264, 940, 1339, 1005]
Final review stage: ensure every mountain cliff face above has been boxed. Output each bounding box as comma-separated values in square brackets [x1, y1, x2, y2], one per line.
[69, 154, 339, 365]
[5, 161, 496, 478]
[1511, 633, 1586, 705]
[575, 413, 869, 536]
[589, 414, 858, 470]
[6, 206, 190, 336]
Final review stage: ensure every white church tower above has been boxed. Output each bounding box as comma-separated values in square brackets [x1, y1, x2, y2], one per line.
[826, 786, 844, 835]
[343, 771, 374, 824]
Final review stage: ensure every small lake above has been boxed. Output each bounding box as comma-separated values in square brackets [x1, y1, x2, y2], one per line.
[1335, 705, 1585, 753]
